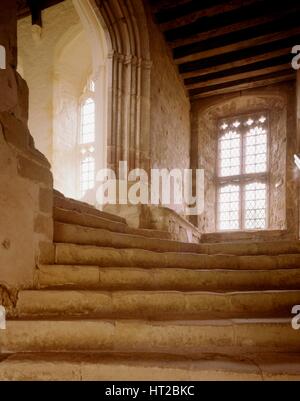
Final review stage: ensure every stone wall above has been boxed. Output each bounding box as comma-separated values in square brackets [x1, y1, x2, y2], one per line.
[0, 0, 53, 291]
[104, 3, 193, 222]
[191, 82, 298, 237]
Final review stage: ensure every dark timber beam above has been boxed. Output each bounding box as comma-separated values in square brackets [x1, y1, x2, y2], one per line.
[28, 0, 42, 27]
[150, 0, 298, 99]
[184, 54, 292, 85]
[189, 70, 295, 99]
[174, 25, 300, 65]
[17, 0, 65, 20]
[179, 36, 300, 75]
[150, 0, 191, 14]
[160, 0, 261, 32]
[181, 48, 293, 80]
[186, 64, 292, 90]
[167, 2, 300, 48]
[174, 12, 300, 60]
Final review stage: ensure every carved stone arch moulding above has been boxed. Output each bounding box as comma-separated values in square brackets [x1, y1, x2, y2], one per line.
[89, 0, 151, 174]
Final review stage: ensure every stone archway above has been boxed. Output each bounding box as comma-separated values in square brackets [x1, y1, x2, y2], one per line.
[90, 0, 151, 173]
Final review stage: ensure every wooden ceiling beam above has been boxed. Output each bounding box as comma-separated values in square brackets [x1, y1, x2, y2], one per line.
[28, 0, 42, 27]
[160, 0, 261, 32]
[17, 0, 65, 19]
[186, 64, 292, 90]
[150, 1, 298, 99]
[174, 11, 299, 60]
[179, 35, 299, 75]
[168, 4, 300, 48]
[175, 26, 300, 65]
[150, 0, 191, 14]
[190, 71, 296, 101]
[184, 53, 291, 84]
[181, 47, 292, 79]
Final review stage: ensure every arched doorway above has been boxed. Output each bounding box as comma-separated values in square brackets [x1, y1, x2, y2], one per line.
[17, 0, 110, 205]
[52, 0, 110, 204]
[17, 0, 151, 206]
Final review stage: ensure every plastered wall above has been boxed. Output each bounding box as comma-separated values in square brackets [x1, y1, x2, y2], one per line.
[17, 0, 82, 164]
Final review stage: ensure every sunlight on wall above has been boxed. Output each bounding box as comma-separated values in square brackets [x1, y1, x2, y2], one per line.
[17, 0, 109, 204]
[53, 28, 92, 199]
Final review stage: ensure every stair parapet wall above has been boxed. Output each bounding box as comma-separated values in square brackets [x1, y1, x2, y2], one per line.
[0, 0, 53, 290]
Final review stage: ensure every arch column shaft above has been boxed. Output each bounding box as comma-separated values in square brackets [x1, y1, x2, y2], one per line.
[94, 0, 151, 175]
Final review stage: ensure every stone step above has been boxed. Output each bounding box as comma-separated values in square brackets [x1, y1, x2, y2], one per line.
[53, 194, 126, 225]
[201, 230, 295, 244]
[13, 290, 300, 319]
[54, 208, 172, 241]
[54, 243, 300, 270]
[54, 217, 300, 257]
[38, 265, 300, 292]
[1, 352, 300, 381]
[199, 241, 300, 256]
[54, 222, 202, 254]
[0, 319, 298, 354]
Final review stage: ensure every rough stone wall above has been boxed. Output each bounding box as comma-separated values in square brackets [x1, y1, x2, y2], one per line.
[285, 81, 299, 237]
[145, 6, 191, 174]
[0, 0, 53, 290]
[191, 82, 298, 237]
[190, 106, 217, 232]
[138, 4, 191, 216]
[17, 0, 81, 164]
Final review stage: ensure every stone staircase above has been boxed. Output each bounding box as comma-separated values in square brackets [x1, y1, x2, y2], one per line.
[1, 191, 300, 380]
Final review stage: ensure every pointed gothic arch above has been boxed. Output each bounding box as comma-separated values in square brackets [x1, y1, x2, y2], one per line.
[51, 0, 151, 201]
[87, 0, 151, 173]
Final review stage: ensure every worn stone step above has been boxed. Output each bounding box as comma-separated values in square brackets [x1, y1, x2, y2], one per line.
[54, 243, 300, 270]
[53, 219, 300, 256]
[54, 222, 201, 254]
[53, 194, 126, 225]
[54, 208, 172, 241]
[37, 265, 300, 292]
[199, 241, 300, 256]
[0, 319, 298, 354]
[1, 352, 300, 381]
[13, 290, 300, 319]
[201, 231, 295, 244]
